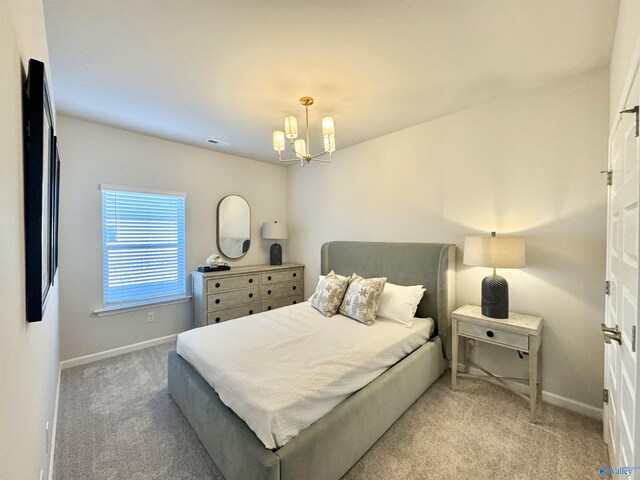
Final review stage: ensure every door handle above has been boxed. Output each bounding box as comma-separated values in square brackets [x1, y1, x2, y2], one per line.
[603, 331, 622, 345]
[601, 323, 619, 334]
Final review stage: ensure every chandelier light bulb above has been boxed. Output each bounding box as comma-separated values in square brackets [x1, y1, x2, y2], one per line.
[321, 116, 335, 137]
[284, 116, 298, 139]
[272, 131, 285, 151]
[294, 139, 307, 158]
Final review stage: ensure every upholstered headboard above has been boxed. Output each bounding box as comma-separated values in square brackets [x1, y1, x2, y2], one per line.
[320, 241, 456, 359]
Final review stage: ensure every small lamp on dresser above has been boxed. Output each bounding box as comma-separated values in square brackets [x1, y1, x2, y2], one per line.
[262, 221, 289, 266]
[463, 232, 525, 319]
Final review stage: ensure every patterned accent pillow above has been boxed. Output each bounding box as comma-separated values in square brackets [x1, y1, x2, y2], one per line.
[310, 271, 351, 317]
[339, 275, 387, 325]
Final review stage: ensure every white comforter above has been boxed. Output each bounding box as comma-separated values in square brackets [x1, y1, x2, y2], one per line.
[176, 302, 433, 449]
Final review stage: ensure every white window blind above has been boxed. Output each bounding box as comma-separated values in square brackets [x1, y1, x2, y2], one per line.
[101, 186, 186, 307]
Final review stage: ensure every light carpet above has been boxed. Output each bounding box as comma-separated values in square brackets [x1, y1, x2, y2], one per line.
[54, 342, 607, 479]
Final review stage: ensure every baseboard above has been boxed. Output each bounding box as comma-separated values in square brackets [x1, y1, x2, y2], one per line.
[48, 367, 61, 480]
[60, 334, 178, 370]
[454, 363, 603, 420]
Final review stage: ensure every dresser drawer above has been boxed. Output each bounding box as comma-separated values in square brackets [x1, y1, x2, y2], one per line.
[262, 294, 303, 312]
[261, 281, 301, 299]
[261, 268, 302, 284]
[207, 287, 260, 311]
[457, 320, 529, 351]
[207, 303, 260, 324]
[206, 274, 259, 294]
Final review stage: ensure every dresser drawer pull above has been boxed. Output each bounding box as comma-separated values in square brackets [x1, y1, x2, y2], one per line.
[293, 300, 297, 304]
[292, 286, 296, 290]
[249, 293, 254, 298]
[249, 310, 254, 315]
[293, 272, 297, 277]
[215, 299, 221, 304]
[215, 317, 221, 323]
[268, 275, 272, 281]
[486, 330, 494, 338]
[267, 306, 272, 310]
[267, 290, 272, 295]
[215, 282, 220, 288]
[249, 278, 253, 283]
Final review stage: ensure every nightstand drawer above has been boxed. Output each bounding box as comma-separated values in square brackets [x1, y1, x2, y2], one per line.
[207, 303, 260, 324]
[206, 274, 259, 293]
[261, 281, 301, 299]
[458, 320, 529, 350]
[207, 287, 260, 311]
[262, 294, 303, 312]
[261, 268, 302, 284]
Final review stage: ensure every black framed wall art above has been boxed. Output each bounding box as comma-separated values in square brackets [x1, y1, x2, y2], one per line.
[23, 59, 56, 323]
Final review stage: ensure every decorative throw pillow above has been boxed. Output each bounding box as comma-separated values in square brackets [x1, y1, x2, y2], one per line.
[308, 273, 350, 301]
[377, 283, 426, 327]
[310, 271, 351, 317]
[339, 275, 387, 325]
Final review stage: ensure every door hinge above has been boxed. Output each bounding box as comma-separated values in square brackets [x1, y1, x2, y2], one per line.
[632, 325, 637, 353]
[605, 281, 611, 295]
[620, 105, 639, 137]
[601, 170, 613, 186]
[603, 388, 609, 403]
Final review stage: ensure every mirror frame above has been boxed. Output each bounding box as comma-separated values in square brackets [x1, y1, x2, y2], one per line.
[216, 195, 251, 259]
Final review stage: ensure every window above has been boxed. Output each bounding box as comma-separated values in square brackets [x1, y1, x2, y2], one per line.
[100, 185, 186, 310]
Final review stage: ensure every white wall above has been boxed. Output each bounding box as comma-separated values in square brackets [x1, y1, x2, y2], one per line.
[287, 68, 609, 409]
[609, 0, 640, 123]
[56, 116, 287, 360]
[0, 1, 60, 479]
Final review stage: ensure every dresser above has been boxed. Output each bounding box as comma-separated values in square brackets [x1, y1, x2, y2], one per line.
[192, 263, 305, 327]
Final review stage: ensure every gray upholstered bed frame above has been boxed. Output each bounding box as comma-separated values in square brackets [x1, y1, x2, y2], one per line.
[168, 241, 456, 480]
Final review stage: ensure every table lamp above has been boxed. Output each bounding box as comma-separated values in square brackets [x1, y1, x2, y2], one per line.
[463, 232, 525, 319]
[262, 221, 289, 265]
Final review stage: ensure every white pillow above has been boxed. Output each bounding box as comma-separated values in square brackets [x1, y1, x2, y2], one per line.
[377, 283, 426, 327]
[308, 274, 350, 301]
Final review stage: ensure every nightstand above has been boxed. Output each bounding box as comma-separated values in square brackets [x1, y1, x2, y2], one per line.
[451, 305, 543, 421]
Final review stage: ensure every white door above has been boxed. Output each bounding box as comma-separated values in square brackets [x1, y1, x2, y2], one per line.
[604, 60, 639, 476]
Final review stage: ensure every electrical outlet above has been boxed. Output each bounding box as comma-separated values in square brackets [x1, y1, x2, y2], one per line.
[147, 312, 155, 323]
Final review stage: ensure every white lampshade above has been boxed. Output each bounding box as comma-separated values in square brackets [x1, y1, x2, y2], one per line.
[294, 139, 307, 158]
[463, 234, 525, 269]
[272, 131, 285, 151]
[323, 134, 335, 153]
[262, 222, 289, 240]
[284, 116, 298, 139]
[321, 116, 335, 136]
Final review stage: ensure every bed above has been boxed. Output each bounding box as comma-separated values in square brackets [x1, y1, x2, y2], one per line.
[168, 241, 456, 480]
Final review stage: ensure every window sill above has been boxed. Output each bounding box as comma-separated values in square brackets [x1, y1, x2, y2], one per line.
[93, 295, 192, 317]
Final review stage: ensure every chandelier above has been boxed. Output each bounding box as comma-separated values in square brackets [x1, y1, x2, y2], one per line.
[272, 97, 335, 166]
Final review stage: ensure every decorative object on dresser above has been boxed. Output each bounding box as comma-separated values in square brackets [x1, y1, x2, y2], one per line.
[262, 221, 289, 265]
[217, 195, 251, 259]
[463, 232, 525, 319]
[272, 96, 336, 165]
[451, 305, 543, 421]
[192, 263, 304, 327]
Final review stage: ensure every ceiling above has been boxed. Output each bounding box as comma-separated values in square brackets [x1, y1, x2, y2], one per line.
[44, 0, 619, 164]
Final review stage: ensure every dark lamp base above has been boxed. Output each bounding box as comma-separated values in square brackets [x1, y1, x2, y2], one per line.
[481, 274, 509, 319]
[270, 243, 282, 265]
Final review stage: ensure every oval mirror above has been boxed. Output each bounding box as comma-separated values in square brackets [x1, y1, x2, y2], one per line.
[217, 195, 251, 259]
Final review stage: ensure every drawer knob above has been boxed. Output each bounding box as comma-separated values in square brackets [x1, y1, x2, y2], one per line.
[267, 290, 272, 295]
[267, 306, 272, 310]
[293, 272, 297, 277]
[215, 299, 221, 304]
[293, 300, 297, 304]
[292, 286, 296, 290]
[215, 282, 220, 288]
[215, 317, 221, 323]
[486, 330, 494, 338]
[249, 278, 253, 284]
[268, 275, 272, 281]
[249, 310, 253, 315]
[249, 293, 254, 298]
